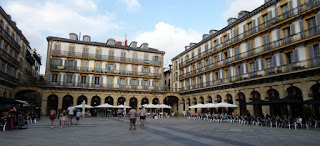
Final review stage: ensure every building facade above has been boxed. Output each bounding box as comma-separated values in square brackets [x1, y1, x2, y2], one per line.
[0, 6, 41, 99]
[172, 0, 320, 117]
[37, 33, 174, 114]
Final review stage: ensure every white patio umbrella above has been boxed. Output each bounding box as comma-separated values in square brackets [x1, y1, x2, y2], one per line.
[158, 104, 172, 109]
[95, 103, 115, 108]
[204, 103, 216, 108]
[188, 103, 206, 108]
[115, 104, 131, 108]
[212, 102, 238, 108]
[16, 99, 30, 107]
[74, 104, 93, 108]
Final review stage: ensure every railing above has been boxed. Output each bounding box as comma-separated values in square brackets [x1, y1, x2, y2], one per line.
[179, 25, 320, 79]
[179, 56, 320, 92]
[0, 70, 18, 84]
[0, 26, 21, 51]
[179, 0, 320, 68]
[49, 65, 161, 78]
[0, 48, 19, 66]
[51, 50, 161, 66]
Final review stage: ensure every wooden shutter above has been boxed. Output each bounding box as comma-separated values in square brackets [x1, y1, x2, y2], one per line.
[316, 13, 320, 26]
[269, 11, 272, 21]
[57, 74, 61, 83]
[91, 76, 94, 84]
[257, 18, 261, 31]
[245, 62, 248, 73]
[290, 23, 295, 35]
[299, 20, 304, 32]
[236, 66, 240, 75]
[277, 29, 281, 40]
[255, 60, 259, 71]
[271, 55, 276, 67]
[117, 78, 120, 85]
[60, 59, 63, 66]
[275, 7, 278, 18]
[243, 25, 246, 35]
[63, 60, 66, 66]
[126, 78, 128, 85]
[293, 48, 299, 62]
[240, 63, 243, 74]
[260, 58, 265, 70]
[308, 45, 315, 59]
[78, 75, 81, 83]
[279, 53, 284, 65]
[288, 0, 293, 11]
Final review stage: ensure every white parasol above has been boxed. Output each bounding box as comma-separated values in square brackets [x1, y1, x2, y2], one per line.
[211, 102, 238, 108]
[74, 103, 93, 108]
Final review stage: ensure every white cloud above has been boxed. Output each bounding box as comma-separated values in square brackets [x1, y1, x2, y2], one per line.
[223, 0, 264, 20]
[120, 0, 141, 12]
[134, 22, 201, 66]
[2, 0, 119, 74]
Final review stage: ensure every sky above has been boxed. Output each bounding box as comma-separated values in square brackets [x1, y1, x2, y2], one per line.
[0, 0, 264, 74]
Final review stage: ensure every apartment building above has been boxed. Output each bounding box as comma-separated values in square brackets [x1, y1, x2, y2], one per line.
[0, 6, 41, 99]
[172, 0, 320, 117]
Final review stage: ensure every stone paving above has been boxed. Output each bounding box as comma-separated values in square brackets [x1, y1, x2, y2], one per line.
[1, 117, 320, 146]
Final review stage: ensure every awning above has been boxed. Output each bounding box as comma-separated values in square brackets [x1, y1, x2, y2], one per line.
[0, 96, 22, 104]
[266, 97, 303, 104]
[241, 100, 269, 105]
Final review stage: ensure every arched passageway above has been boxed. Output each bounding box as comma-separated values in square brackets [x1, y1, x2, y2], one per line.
[117, 97, 125, 105]
[285, 86, 303, 117]
[152, 98, 159, 104]
[91, 96, 101, 106]
[77, 95, 87, 105]
[141, 97, 149, 105]
[15, 90, 42, 111]
[309, 84, 320, 118]
[164, 96, 179, 115]
[216, 95, 222, 113]
[182, 99, 185, 111]
[226, 94, 233, 114]
[237, 92, 246, 115]
[62, 95, 73, 110]
[47, 94, 58, 115]
[267, 89, 281, 116]
[193, 97, 197, 113]
[250, 91, 262, 116]
[129, 97, 138, 110]
[105, 96, 113, 105]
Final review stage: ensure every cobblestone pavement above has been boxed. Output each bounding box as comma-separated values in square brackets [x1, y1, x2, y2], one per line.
[1, 117, 320, 146]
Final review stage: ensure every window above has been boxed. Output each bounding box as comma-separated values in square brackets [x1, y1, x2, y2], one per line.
[68, 60, 74, 67]
[198, 48, 201, 55]
[121, 52, 126, 61]
[154, 81, 158, 87]
[263, 14, 268, 26]
[81, 76, 86, 84]
[307, 17, 316, 36]
[224, 35, 228, 42]
[121, 65, 126, 73]
[132, 80, 137, 86]
[281, 4, 288, 15]
[54, 44, 60, 51]
[67, 75, 72, 83]
[10, 67, 15, 76]
[286, 52, 294, 64]
[52, 74, 58, 83]
[155, 56, 159, 61]
[69, 46, 75, 53]
[250, 62, 256, 72]
[155, 68, 159, 75]
[95, 62, 101, 69]
[283, 27, 290, 37]
[108, 64, 113, 70]
[53, 59, 59, 66]
[133, 53, 137, 59]
[82, 61, 88, 70]
[192, 52, 194, 58]
[144, 54, 149, 60]
[120, 79, 125, 85]
[266, 58, 272, 68]
[95, 77, 100, 85]
[205, 44, 208, 51]
[313, 44, 320, 58]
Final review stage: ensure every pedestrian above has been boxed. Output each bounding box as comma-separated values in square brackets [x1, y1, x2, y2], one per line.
[139, 107, 146, 126]
[183, 110, 186, 118]
[67, 104, 75, 126]
[128, 107, 137, 130]
[49, 109, 56, 129]
[154, 112, 158, 123]
[76, 110, 81, 125]
[63, 110, 67, 125]
[58, 109, 65, 128]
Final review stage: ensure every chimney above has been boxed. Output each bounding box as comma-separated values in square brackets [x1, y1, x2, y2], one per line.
[130, 41, 137, 48]
[169, 64, 172, 70]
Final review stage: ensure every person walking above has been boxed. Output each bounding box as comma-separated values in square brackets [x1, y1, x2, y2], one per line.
[139, 107, 146, 126]
[76, 110, 81, 125]
[67, 104, 75, 126]
[183, 110, 186, 118]
[58, 109, 65, 128]
[128, 108, 137, 130]
[49, 109, 56, 129]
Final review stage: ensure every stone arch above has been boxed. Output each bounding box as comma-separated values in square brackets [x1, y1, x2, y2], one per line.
[237, 92, 246, 115]
[309, 83, 320, 118]
[105, 96, 113, 105]
[77, 95, 88, 105]
[3, 91, 7, 98]
[141, 97, 149, 105]
[285, 86, 303, 117]
[129, 97, 138, 110]
[47, 94, 58, 115]
[216, 94, 222, 113]
[199, 96, 204, 104]
[9, 92, 12, 98]
[226, 94, 233, 114]
[182, 99, 186, 111]
[187, 98, 191, 106]
[266, 88, 281, 116]
[15, 90, 42, 110]
[62, 95, 73, 110]
[250, 91, 262, 116]
[152, 97, 159, 104]
[91, 96, 101, 106]
[117, 97, 126, 105]
[164, 96, 179, 114]
[207, 96, 212, 103]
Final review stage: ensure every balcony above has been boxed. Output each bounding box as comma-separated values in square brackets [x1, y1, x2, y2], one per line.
[0, 70, 18, 84]
[179, 1, 320, 68]
[51, 50, 162, 66]
[179, 56, 320, 92]
[0, 26, 21, 51]
[49, 65, 161, 78]
[0, 48, 19, 66]
[179, 25, 320, 79]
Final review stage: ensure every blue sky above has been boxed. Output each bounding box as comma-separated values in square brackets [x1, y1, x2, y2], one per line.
[0, 0, 264, 74]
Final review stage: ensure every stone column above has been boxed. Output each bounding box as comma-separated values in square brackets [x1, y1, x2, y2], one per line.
[137, 96, 141, 113]
[41, 93, 49, 116]
[260, 90, 270, 116]
[178, 99, 183, 116]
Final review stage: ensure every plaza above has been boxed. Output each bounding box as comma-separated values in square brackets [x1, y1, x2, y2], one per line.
[1, 117, 320, 146]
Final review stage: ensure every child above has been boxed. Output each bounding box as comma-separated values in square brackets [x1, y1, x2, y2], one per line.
[153, 113, 158, 123]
